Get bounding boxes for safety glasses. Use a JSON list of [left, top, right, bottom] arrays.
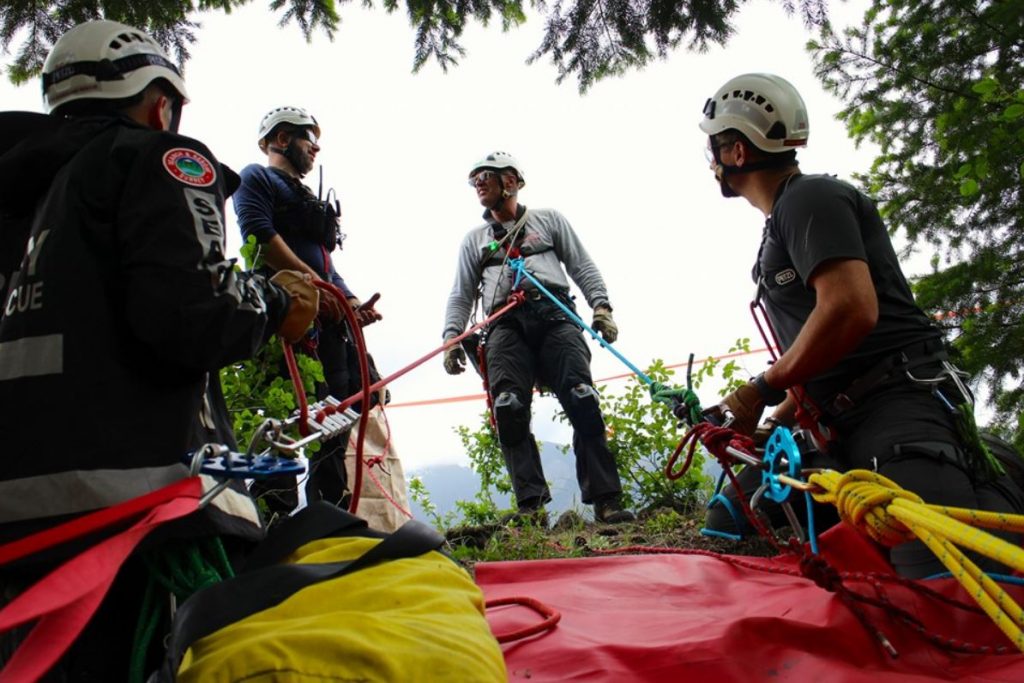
[[705, 136, 736, 164], [468, 170, 498, 187], [294, 128, 319, 146]]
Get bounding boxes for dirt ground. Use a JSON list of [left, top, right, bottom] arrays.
[[445, 507, 781, 571]]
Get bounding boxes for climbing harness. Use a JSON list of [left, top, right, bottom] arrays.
[[507, 257, 655, 385], [749, 294, 833, 452]]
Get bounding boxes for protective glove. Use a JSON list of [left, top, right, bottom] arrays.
[[752, 417, 784, 449], [718, 381, 767, 436], [271, 270, 319, 344], [318, 290, 344, 322], [443, 345, 466, 375], [592, 306, 618, 344]]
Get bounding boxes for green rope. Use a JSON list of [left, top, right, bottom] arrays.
[[128, 536, 236, 682], [129, 574, 163, 683], [956, 402, 1006, 481], [649, 382, 703, 426]]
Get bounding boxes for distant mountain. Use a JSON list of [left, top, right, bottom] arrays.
[[407, 442, 586, 522], [407, 441, 724, 524]]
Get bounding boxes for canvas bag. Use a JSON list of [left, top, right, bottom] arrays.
[[346, 403, 412, 532], [161, 502, 506, 682]]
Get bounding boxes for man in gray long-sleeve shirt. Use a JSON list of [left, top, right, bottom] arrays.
[[442, 151, 634, 525]]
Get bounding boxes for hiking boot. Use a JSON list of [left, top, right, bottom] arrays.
[[500, 499, 549, 528], [594, 497, 635, 525]]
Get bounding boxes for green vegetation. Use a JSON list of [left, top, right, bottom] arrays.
[[809, 0, 1024, 450], [411, 346, 760, 563], [2, 0, 828, 91]]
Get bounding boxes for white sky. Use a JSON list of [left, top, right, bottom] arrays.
[[2, 0, 885, 471]]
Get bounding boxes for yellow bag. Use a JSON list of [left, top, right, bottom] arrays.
[[162, 504, 506, 682]]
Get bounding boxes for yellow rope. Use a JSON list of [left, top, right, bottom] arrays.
[[809, 469, 1024, 653]]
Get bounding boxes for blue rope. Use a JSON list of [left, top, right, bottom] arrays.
[[509, 257, 654, 385]]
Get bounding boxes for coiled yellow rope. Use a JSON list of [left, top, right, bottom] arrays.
[[809, 469, 1024, 652]]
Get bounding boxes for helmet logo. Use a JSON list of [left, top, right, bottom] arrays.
[[162, 148, 216, 187]]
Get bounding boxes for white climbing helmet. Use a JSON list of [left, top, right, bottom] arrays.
[[257, 106, 321, 152], [699, 73, 809, 153], [469, 151, 526, 188], [42, 19, 188, 115]]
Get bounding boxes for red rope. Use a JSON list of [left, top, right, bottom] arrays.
[[282, 290, 524, 516], [359, 457, 414, 520], [352, 407, 414, 520], [334, 293, 525, 415], [589, 544, 1014, 656], [485, 596, 562, 643], [665, 423, 755, 481], [282, 340, 311, 436], [312, 280, 372, 516]]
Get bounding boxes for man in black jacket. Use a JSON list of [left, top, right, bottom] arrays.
[[0, 20, 318, 677]]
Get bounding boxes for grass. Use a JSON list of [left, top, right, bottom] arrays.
[[442, 506, 779, 574]]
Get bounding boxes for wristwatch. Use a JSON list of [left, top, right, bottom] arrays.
[[752, 372, 788, 406]]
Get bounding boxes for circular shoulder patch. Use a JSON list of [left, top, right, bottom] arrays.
[[162, 147, 217, 187]]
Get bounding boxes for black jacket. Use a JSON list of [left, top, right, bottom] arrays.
[[0, 114, 287, 535]]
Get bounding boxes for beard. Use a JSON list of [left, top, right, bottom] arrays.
[[715, 165, 738, 198], [285, 140, 314, 177]]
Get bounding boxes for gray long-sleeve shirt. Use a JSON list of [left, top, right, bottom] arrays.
[[442, 207, 611, 339]]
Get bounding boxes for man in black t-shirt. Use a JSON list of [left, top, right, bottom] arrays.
[[656, 73, 1022, 577]]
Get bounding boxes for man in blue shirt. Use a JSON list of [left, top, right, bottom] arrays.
[[234, 107, 382, 516]]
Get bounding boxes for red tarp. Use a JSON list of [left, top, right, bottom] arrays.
[[477, 524, 1024, 682]]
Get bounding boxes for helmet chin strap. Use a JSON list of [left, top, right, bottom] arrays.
[[490, 186, 514, 212], [714, 156, 798, 198], [280, 140, 311, 178]]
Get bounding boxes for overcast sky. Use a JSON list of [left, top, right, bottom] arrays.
[[2, 0, 886, 471]]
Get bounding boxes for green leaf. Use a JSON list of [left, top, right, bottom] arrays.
[[972, 78, 998, 96], [959, 178, 979, 197], [1003, 103, 1024, 120]]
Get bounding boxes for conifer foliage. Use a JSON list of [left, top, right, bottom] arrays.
[[809, 0, 1024, 448], [1, 0, 826, 91]]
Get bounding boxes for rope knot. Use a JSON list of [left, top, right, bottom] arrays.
[[690, 423, 756, 465], [798, 551, 843, 592], [812, 470, 922, 547]]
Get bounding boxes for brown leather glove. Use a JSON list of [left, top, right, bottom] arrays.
[[271, 270, 319, 344], [318, 290, 344, 322], [592, 306, 618, 344], [443, 345, 466, 375], [719, 381, 767, 436], [752, 416, 785, 448]]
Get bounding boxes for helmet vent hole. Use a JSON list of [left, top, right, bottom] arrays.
[[765, 104, 774, 113]]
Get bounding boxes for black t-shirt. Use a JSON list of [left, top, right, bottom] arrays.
[[754, 173, 942, 405]]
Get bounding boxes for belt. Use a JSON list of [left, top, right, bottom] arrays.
[[826, 338, 948, 418], [523, 289, 545, 301]]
